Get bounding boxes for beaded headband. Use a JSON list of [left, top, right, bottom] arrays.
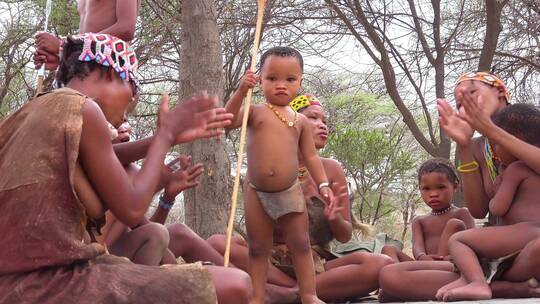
[[455, 71, 510, 103], [289, 93, 322, 112], [70, 33, 139, 86]]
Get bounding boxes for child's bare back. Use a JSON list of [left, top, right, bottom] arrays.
[[490, 161, 540, 225]]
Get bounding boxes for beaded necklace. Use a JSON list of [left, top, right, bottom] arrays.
[[431, 205, 455, 216], [265, 103, 297, 127], [484, 138, 499, 183], [431, 205, 456, 215]]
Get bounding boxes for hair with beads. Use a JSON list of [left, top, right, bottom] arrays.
[[418, 158, 459, 184], [55, 37, 109, 87]]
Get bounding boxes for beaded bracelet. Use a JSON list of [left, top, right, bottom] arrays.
[[457, 161, 479, 173], [158, 194, 175, 210]]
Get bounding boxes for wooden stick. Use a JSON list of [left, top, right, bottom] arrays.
[[224, 0, 267, 267], [36, 0, 52, 95]]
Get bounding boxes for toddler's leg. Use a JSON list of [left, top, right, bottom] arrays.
[[437, 218, 466, 256], [244, 186, 275, 304], [278, 211, 323, 304], [207, 234, 297, 287], [443, 223, 540, 301]]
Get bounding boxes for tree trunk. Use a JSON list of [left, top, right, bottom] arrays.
[[478, 0, 509, 71], [179, 1, 231, 238]]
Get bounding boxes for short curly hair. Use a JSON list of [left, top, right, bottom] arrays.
[[260, 46, 303, 72], [418, 158, 459, 184], [492, 104, 540, 147]]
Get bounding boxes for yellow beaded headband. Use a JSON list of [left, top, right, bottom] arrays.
[[289, 94, 322, 112]]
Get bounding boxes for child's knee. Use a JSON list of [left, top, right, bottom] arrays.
[[248, 239, 272, 258], [381, 244, 398, 255], [448, 230, 466, 247], [376, 253, 394, 268], [445, 218, 466, 232], [525, 239, 540, 267], [143, 223, 170, 248], [285, 234, 311, 255], [224, 269, 252, 303], [210, 267, 252, 304], [207, 234, 226, 252], [168, 223, 195, 242], [378, 264, 402, 294]]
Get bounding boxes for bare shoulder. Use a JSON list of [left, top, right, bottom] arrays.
[[82, 97, 103, 118], [81, 97, 109, 132], [412, 214, 428, 225], [321, 157, 342, 170], [247, 103, 264, 121], [506, 160, 534, 175], [502, 161, 536, 183], [453, 206, 473, 218]]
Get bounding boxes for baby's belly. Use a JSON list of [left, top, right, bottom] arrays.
[[247, 163, 298, 192], [246, 136, 300, 191]]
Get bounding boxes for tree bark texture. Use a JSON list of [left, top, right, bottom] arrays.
[[180, 1, 231, 238]]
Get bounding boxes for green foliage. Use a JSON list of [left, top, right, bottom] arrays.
[[321, 93, 422, 230]]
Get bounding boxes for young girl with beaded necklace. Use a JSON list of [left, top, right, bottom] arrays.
[[382, 158, 475, 263], [225, 46, 336, 304]]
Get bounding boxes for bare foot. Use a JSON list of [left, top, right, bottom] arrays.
[[300, 294, 325, 304], [528, 278, 540, 297], [443, 281, 492, 301], [265, 284, 298, 304], [435, 276, 467, 300]]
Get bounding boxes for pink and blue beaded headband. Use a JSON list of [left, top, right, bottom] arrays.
[[71, 33, 139, 91]]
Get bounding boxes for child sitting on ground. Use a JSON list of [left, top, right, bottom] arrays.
[[382, 158, 475, 263], [225, 46, 335, 304], [436, 104, 540, 301]]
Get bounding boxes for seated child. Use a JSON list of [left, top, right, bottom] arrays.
[[436, 104, 540, 301], [382, 158, 475, 263], [225, 46, 335, 304]]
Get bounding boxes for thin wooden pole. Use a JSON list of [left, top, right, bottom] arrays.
[[224, 0, 266, 267], [36, 0, 52, 94]]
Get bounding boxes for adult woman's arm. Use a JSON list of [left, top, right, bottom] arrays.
[[80, 94, 230, 227], [322, 158, 352, 243], [438, 99, 490, 218], [459, 94, 540, 176]]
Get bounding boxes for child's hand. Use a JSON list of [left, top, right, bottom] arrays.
[[163, 157, 204, 201], [325, 184, 347, 221], [239, 70, 258, 94], [35, 32, 62, 54], [158, 92, 234, 144]]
